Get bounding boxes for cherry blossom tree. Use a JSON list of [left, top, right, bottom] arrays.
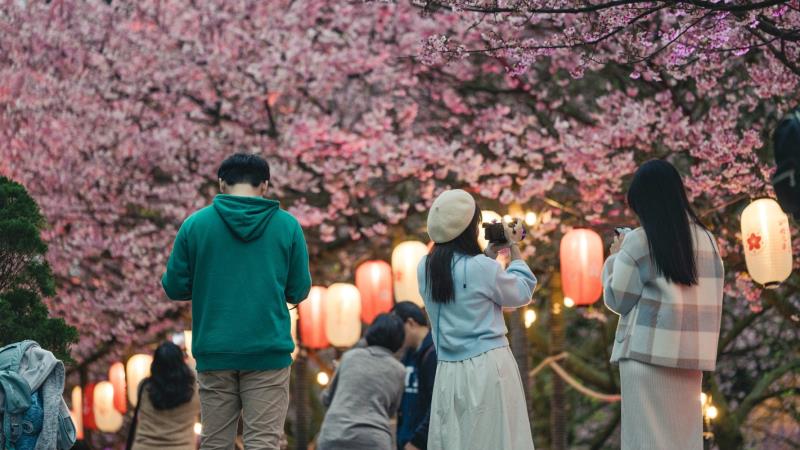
[[1, 0, 798, 448]]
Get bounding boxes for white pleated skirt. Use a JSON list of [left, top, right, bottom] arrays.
[[428, 346, 535, 450], [620, 359, 703, 450]]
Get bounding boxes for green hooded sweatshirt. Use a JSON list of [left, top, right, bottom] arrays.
[[162, 194, 311, 371]]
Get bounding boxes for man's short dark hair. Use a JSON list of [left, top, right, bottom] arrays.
[[217, 153, 270, 187], [392, 301, 429, 327], [364, 313, 405, 353]]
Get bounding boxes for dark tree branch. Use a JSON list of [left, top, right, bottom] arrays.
[[415, 0, 789, 15]]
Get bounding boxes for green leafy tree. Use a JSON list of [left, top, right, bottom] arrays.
[[0, 176, 77, 362]]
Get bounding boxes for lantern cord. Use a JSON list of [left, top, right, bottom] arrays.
[[529, 352, 621, 403]]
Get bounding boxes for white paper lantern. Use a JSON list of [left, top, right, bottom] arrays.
[[93, 381, 123, 433], [391, 241, 428, 306], [478, 210, 503, 250], [183, 330, 193, 359], [288, 303, 299, 359], [324, 283, 362, 347], [126, 354, 153, 406], [70, 386, 83, 440], [741, 198, 793, 288]]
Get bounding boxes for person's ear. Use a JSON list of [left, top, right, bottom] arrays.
[[219, 178, 226, 193], [261, 181, 269, 196]]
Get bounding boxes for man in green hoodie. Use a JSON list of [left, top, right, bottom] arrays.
[[162, 153, 311, 450]]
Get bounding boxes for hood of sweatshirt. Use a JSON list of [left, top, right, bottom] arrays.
[[213, 194, 280, 242]]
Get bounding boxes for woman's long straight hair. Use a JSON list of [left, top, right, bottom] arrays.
[[627, 160, 707, 286], [425, 206, 483, 303], [147, 341, 195, 410]]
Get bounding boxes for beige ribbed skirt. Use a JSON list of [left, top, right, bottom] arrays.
[[620, 359, 703, 450], [428, 346, 535, 450]]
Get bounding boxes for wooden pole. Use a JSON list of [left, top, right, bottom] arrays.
[[509, 308, 532, 413], [550, 273, 567, 450]]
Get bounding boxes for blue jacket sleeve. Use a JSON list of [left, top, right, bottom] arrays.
[[285, 223, 312, 304], [161, 224, 192, 301], [491, 259, 537, 308]]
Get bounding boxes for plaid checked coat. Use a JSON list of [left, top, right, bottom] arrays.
[[602, 225, 724, 371]]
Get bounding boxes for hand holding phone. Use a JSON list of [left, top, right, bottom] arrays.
[[614, 227, 632, 236], [610, 227, 631, 254]]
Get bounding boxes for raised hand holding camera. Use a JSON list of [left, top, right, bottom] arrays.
[[483, 218, 527, 260]]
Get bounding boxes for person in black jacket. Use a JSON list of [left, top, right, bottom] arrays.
[[392, 302, 437, 450]]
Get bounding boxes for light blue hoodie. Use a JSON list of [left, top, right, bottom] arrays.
[[417, 255, 537, 361]]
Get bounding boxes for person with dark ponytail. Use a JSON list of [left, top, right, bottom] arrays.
[[129, 342, 200, 450], [603, 160, 724, 450], [418, 189, 537, 450]]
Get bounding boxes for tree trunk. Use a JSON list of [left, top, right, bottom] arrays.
[[292, 355, 310, 450], [509, 308, 532, 412], [549, 273, 567, 450], [711, 417, 744, 449]]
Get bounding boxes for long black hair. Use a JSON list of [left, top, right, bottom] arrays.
[[425, 206, 483, 303], [146, 341, 195, 410], [627, 160, 707, 286]]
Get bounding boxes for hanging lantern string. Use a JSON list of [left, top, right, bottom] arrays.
[[529, 352, 621, 403]]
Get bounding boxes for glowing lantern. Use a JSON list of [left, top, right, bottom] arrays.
[[356, 260, 394, 324], [70, 386, 84, 439], [108, 362, 127, 414], [560, 229, 604, 306], [525, 212, 538, 226], [391, 241, 428, 306], [184, 330, 193, 359], [741, 198, 793, 288], [299, 286, 329, 349], [478, 210, 503, 250], [82, 383, 97, 431], [126, 354, 153, 407], [93, 381, 123, 433], [289, 303, 299, 359], [324, 283, 362, 347]]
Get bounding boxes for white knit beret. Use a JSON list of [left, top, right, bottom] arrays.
[[427, 189, 477, 243]]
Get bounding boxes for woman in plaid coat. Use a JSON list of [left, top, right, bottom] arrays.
[[603, 160, 724, 450]]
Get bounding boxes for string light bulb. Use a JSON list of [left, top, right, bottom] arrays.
[[524, 309, 537, 328], [317, 371, 330, 386]]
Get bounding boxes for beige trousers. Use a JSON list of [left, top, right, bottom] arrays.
[[198, 368, 291, 450]]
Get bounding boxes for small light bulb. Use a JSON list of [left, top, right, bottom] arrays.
[[194, 423, 202, 435], [700, 393, 708, 405], [564, 297, 575, 308], [524, 309, 537, 328], [706, 406, 718, 420], [317, 371, 330, 386], [525, 212, 538, 226]]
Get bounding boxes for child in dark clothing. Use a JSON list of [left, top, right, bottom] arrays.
[[393, 302, 437, 450]]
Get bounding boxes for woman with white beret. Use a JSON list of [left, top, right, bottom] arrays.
[[418, 189, 537, 450]]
